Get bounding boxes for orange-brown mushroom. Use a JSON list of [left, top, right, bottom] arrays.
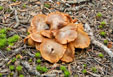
[[75, 23, 84, 31], [30, 32, 44, 43], [35, 43, 40, 51], [40, 39, 67, 63], [31, 14, 49, 33], [61, 43, 75, 62], [40, 30, 53, 38], [46, 12, 69, 30], [73, 28, 90, 49], [55, 23, 77, 44]]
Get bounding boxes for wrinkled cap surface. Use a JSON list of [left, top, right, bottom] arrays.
[[61, 43, 75, 62], [31, 14, 49, 33], [55, 23, 77, 44], [46, 12, 69, 30], [40, 39, 66, 63], [73, 28, 90, 49]]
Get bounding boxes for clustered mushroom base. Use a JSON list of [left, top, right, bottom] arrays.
[[24, 12, 90, 63]]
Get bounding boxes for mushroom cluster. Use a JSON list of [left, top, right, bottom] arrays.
[[24, 12, 90, 63]]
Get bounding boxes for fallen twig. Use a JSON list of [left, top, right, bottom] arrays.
[[84, 23, 113, 58]]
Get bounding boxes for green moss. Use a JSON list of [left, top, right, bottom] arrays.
[[23, 4, 26, 8], [96, 12, 102, 17], [103, 40, 108, 44], [11, 57, 16, 63], [0, 39, 7, 48], [60, 66, 67, 71], [0, 28, 6, 34], [100, 21, 106, 26], [82, 69, 87, 74], [6, 47, 11, 51], [98, 53, 104, 58], [83, 64, 87, 68], [6, 27, 12, 31], [0, 6, 3, 11], [35, 52, 41, 58], [64, 70, 70, 77], [8, 35, 20, 43], [16, 65, 23, 71], [41, 67, 48, 72], [12, 0, 16, 2], [10, 72, 14, 76], [92, 67, 97, 73], [28, 58, 32, 62], [36, 65, 42, 71], [36, 59, 41, 63], [98, 25, 103, 28], [19, 74, 24, 77], [44, 3, 50, 8], [100, 31, 106, 36], [0, 73, 2, 77], [0, 34, 6, 39], [9, 65, 15, 71]]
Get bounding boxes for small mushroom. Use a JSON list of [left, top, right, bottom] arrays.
[[40, 30, 53, 38], [30, 32, 44, 43], [55, 23, 77, 44], [46, 12, 70, 30], [31, 14, 49, 33], [73, 28, 90, 49], [40, 39, 67, 63], [61, 43, 75, 62]]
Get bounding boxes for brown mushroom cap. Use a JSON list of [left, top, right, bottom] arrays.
[[46, 12, 69, 30], [55, 23, 77, 44], [35, 43, 40, 51], [30, 32, 44, 43], [40, 39, 67, 63], [75, 23, 84, 31], [73, 28, 90, 49], [61, 43, 75, 62], [31, 14, 49, 33], [40, 30, 53, 38]]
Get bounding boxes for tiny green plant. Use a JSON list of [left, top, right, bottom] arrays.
[[98, 53, 104, 58], [41, 67, 48, 72], [98, 25, 103, 28], [0, 6, 3, 11], [82, 69, 87, 74], [8, 35, 20, 43], [16, 65, 23, 71], [36, 65, 42, 71], [44, 3, 50, 8], [0, 34, 6, 39], [60, 66, 67, 71], [100, 21, 106, 26], [35, 52, 41, 58], [92, 67, 97, 73], [28, 58, 32, 62], [103, 40, 108, 44], [23, 4, 26, 8], [12, 0, 16, 2], [6, 47, 11, 51], [0, 28, 6, 34], [100, 31, 106, 36], [36, 59, 41, 63], [0, 73, 2, 77], [83, 64, 87, 68], [64, 70, 70, 77], [19, 74, 24, 77], [96, 12, 102, 18], [11, 57, 16, 63], [9, 65, 15, 71], [10, 72, 14, 76]]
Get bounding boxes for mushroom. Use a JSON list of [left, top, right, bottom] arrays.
[[73, 28, 90, 49], [40, 30, 53, 38], [30, 32, 44, 43], [40, 39, 67, 63], [61, 43, 75, 62], [35, 43, 40, 51], [55, 23, 78, 44], [31, 14, 49, 33], [46, 12, 70, 30]]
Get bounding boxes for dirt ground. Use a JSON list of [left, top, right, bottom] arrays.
[[0, 0, 113, 77]]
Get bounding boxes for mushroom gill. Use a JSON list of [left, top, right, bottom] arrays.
[[61, 43, 75, 62], [40, 39, 66, 63], [46, 12, 70, 30], [55, 23, 77, 44]]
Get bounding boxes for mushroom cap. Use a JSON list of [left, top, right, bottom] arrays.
[[40, 30, 53, 38], [35, 43, 40, 51], [31, 14, 49, 33], [40, 39, 67, 63], [61, 43, 75, 62], [28, 26, 33, 33], [73, 28, 90, 49], [30, 32, 44, 43], [75, 23, 84, 31], [55, 23, 78, 44], [46, 12, 69, 30]]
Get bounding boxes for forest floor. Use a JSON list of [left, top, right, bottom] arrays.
[[0, 0, 113, 77]]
